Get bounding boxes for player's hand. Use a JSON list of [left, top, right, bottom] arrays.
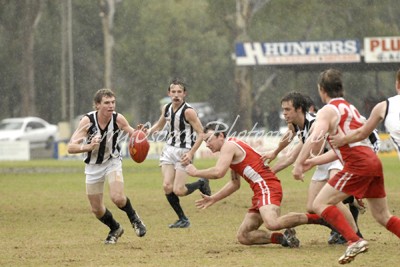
[[185, 164, 197, 176], [260, 150, 277, 164], [292, 164, 304, 182], [137, 124, 149, 134], [195, 193, 214, 209], [181, 152, 193, 166], [89, 134, 101, 150], [330, 127, 346, 148]]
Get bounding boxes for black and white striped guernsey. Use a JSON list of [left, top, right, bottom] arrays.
[[164, 102, 196, 149], [84, 111, 121, 164], [294, 112, 316, 144]]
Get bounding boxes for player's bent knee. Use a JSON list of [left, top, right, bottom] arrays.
[[163, 183, 173, 193], [236, 232, 251, 245], [110, 194, 125, 207], [264, 221, 280, 231], [173, 188, 186, 197]]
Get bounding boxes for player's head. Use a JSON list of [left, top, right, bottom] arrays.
[[317, 68, 344, 99], [303, 95, 319, 113], [168, 78, 187, 104], [281, 91, 308, 114], [93, 88, 115, 110], [204, 122, 227, 137], [168, 78, 186, 92], [203, 122, 227, 152]]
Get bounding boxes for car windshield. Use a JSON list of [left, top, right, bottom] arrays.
[[0, 121, 23, 130]]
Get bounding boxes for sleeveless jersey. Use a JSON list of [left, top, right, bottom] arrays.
[[294, 112, 316, 143], [228, 137, 280, 190], [84, 111, 121, 164], [384, 95, 400, 157], [294, 112, 331, 153], [164, 102, 196, 149], [327, 98, 380, 175]]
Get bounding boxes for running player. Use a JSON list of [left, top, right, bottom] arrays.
[[68, 88, 146, 244], [330, 68, 400, 159], [142, 78, 211, 228]]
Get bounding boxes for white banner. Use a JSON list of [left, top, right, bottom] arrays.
[[0, 141, 30, 161], [364, 36, 400, 63]]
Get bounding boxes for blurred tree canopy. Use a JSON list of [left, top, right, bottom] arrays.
[[0, 0, 399, 131]]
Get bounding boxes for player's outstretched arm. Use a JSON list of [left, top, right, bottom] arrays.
[[261, 126, 295, 163], [195, 170, 241, 209], [271, 141, 302, 173]]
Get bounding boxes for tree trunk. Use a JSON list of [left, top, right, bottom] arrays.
[[60, 0, 68, 121], [99, 0, 116, 89], [20, 0, 42, 116], [234, 0, 253, 131]]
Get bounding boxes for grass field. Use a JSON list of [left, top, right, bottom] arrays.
[[0, 157, 399, 267]]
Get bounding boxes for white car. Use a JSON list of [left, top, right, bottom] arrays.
[[0, 117, 58, 149]]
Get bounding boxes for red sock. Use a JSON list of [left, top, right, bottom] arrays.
[[321, 205, 360, 243], [270, 232, 283, 244], [386, 216, 400, 238]]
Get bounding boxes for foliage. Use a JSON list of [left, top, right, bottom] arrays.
[[0, 0, 399, 128]]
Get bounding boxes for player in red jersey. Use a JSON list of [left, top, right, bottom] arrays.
[[293, 68, 400, 264], [186, 122, 335, 248]]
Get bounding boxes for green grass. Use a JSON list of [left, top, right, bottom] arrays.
[[0, 157, 399, 267]]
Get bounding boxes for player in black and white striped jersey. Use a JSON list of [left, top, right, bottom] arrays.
[[68, 88, 146, 244], [143, 78, 211, 228]]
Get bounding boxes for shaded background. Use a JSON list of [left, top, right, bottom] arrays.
[[0, 0, 398, 133]]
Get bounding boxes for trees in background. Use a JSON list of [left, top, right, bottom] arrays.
[[0, 0, 399, 131]]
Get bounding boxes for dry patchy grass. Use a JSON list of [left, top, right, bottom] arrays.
[[0, 157, 399, 266]]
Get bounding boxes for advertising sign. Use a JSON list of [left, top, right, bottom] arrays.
[[364, 36, 400, 63], [235, 40, 361, 66]]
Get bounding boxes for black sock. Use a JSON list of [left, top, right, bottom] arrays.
[[185, 179, 203, 195], [166, 192, 187, 220], [348, 203, 362, 237], [342, 195, 354, 205], [98, 208, 119, 231], [119, 197, 138, 223], [349, 203, 359, 223]]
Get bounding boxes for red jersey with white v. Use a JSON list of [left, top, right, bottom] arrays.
[[228, 137, 280, 188], [328, 98, 381, 176]]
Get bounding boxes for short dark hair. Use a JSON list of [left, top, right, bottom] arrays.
[[93, 88, 115, 110], [204, 122, 227, 137], [318, 69, 344, 98], [281, 91, 308, 114], [303, 95, 319, 112], [168, 78, 186, 91]]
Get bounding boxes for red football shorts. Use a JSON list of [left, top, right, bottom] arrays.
[[328, 169, 386, 199], [248, 179, 283, 213]]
